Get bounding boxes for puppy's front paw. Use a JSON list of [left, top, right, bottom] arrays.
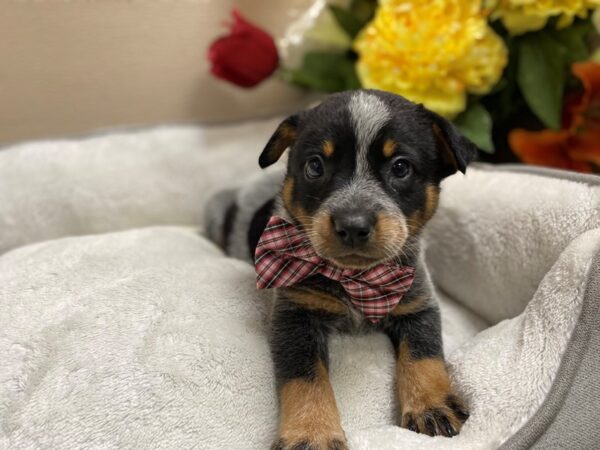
[[271, 435, 348, 450], [401, 394, 469, 437]]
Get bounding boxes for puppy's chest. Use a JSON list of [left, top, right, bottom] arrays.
[[296, 275, 373, 331]]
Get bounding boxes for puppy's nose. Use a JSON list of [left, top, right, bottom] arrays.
[[332, 212, 375, 247]]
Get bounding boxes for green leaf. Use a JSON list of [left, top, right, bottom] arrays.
[[454, 103, 494, 153], [517, 32, 566, 129], [329, 5, 364, 39], [338, 60, 362, 90], [552, 21, 593, 64], [488, 37, 522, 120], [288, 69, 342, 92], [349, 0, 377, 24], [288, 52, 361, 92]]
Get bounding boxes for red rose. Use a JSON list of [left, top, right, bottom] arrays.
[[208, 10, 279, 88]]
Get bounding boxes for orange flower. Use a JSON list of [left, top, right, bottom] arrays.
[[509, 61, 600, 173]]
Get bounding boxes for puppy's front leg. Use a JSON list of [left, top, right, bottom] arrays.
[[385, 305, 469, 437], [270, 290, 348, 450]]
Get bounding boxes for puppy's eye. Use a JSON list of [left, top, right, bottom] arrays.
[[391, 158, 411, 178], [305, 157, 324, 179]]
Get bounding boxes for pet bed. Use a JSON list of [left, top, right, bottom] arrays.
[[0, 119, 599, 449]]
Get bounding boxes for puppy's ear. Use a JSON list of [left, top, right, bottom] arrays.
[[258, 115, 300, 168], [427, 110, 478, 177]]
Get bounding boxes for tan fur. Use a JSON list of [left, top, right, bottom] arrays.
[[311, 211, 342, 262], [280, 123, 296, 140], [383, 139, 396, 158], [422, 185, 440, 222], [390, 297, 427, 316], [278, 362, 346, 447], [407, 184, 440, 235], [286, 288, 348, 315], [282, 177, 311, 230], [323, 140, 335, 158], [373, 213, 407, 252], [266, 124, 296, 164], [397, 342, 463, 431], [282, 177, 295, 212]]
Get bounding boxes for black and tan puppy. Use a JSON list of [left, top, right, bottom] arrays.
[[205, 90, 475, 450]]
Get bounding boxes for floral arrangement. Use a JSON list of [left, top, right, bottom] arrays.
[[208, 1, 600, 173]]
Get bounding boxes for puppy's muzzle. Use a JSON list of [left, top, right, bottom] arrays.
[[332, 210, 375, 248]]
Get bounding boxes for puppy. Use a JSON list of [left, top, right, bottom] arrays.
[[205, 90, 475, 450]]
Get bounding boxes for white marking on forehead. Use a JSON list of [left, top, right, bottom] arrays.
[[348, 92, 391, 175]]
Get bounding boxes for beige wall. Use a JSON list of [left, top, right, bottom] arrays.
[[0, 0, 315, 145]]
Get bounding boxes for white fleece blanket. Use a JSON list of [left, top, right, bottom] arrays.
[[1, 121, 599, 450]]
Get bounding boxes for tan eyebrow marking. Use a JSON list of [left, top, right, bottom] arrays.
[[383, 139, 396, 158], [323, 140, 335, 158]]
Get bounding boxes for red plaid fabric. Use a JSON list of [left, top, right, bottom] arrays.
[[255, 216, 415, 323]]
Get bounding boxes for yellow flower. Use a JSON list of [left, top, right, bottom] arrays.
[[354, 0, 507, 118], [487, 0, 600, 35]]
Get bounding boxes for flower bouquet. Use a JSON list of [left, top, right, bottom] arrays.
[[208, 1, 600, 173]]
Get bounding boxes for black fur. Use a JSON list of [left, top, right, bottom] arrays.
[[270, 297, 335, 384], [385, 306, 443, 359], [247, 199, 275, 260]]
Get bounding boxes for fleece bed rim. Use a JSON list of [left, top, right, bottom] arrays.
[[496, 165, 600, 450], [500, 249, 600, 450]]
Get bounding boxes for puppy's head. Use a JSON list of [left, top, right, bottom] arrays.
[[259, 90, 477, 269]]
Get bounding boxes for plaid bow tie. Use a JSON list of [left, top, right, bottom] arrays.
[[254, 216, 415, 323]]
